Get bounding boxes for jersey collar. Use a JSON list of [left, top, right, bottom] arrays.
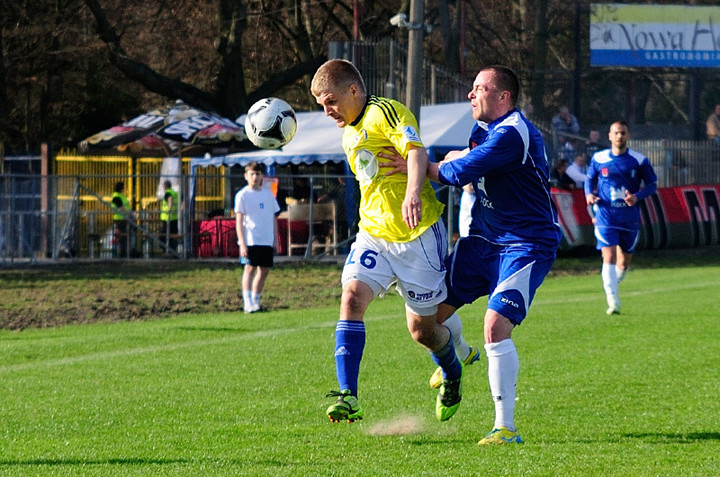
[[488, 107, 518, 130], [349, 95, 372, 127]]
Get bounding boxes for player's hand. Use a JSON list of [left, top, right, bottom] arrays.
[[402, 193, 422, 229], [624, 190, 638, 206], [441, 148, 469, 164], [377, 147, 407, 176], [585, 193, 598, 205]]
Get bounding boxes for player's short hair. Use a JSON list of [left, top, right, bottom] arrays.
[[482, 65, 520, 106], [245, 162, 264, 174], [114, 181, 124, 193], [311, 59, 366, 97], [611, 120, 629, 130]]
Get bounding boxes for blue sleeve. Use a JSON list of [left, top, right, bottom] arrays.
[[635, 158, 658, 200], [584, 162, 597, 195], [439, 127, 524, 187]]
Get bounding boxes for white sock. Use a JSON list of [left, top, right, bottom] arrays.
[[615, 265, 626, 284], [243, 290, 254, 311], [485, 339, 519, 431], [443, 313, 471, 362], [601, 263, 619, 307], [252, 293, 262, 309]]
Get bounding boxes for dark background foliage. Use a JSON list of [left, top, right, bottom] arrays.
[[1, 0, 719, 154]]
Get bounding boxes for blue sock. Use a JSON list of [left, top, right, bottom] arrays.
[[334, 320, 365, 396], [431, 332, 461, 381]]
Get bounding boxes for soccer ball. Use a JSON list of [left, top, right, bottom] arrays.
[[244, 98, 297, 149]]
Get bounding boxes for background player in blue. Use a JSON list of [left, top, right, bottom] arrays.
[[584, 121, 657, 315], [427, 65, 562, 445]]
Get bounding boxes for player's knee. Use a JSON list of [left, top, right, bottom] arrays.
[[408, 323, 434, 348], [340, 282, 373, 315], [484, 310, 515, 343]]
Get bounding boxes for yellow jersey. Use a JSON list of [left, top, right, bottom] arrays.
[[343, 95, 444, 243]]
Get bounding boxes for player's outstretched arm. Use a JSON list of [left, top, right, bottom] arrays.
[[403, 146, 427, 229]]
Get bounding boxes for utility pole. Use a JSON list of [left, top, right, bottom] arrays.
[[406, 0, 424, 120]]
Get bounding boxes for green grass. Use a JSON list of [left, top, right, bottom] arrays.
[[1, 262, 719, 475]]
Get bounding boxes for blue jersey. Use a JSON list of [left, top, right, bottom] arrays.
[[437, 109, 561, 249], [584, 148, 657, 230]]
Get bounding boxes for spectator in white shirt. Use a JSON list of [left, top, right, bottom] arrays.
[[566, 152, 588, 188]]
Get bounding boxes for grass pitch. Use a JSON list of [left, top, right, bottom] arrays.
[[1, 259, 719, 476]]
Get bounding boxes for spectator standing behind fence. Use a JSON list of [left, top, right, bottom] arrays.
[[551, 106, 579, 150], [549, 158, 575, 190], [585, 120, 658, 316], [552, 106, 580, 137], [705, 104, 720, 145], [111, 181, 133, 258], [566, 153, 588, 188], [234, 162, 280, 314], [557, 138, 577, 163], [160, 180, 179, 254], [585, 130, 604, 160]]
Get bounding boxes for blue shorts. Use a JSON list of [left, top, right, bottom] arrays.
[[444, 236, 556, 325], [594, 226, 639, 253]]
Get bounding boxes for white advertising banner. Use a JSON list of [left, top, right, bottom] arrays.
[[590, 4, 720, 67]]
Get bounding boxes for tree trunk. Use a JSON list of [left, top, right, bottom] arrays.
[[530, 0, 549, 119]]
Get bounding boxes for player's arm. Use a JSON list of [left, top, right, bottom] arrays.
[[235, 212, 248, 256], [273, 214, 279, 252], [584, 164, 599, 205], [629, 159, 658, 205], [403, 145, 427, 229]]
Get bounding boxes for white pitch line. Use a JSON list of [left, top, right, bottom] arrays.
[[0, 277, 714, 374], [0, 315, 398, 374]]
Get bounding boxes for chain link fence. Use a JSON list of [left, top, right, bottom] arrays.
[[3, 140, 720, 262]]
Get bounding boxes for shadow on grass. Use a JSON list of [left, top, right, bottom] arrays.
[[623, 431, 720, 443], [176, 326, 250, 333], [0, 457, 191, 467], [0, 259, 331, 282]]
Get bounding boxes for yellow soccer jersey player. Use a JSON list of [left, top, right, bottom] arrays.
[[343, 95, 444, 242]]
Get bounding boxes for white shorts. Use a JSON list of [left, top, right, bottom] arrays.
[[341, 220, 448, 313]]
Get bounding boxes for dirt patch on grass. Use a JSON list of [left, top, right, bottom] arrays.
[[0, 260, 343, 330], [2, 247, 718, 330]]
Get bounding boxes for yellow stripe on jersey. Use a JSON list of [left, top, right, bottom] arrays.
[[342, 95, 444, 243]]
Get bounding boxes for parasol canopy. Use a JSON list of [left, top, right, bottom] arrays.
[[78, 99, 254, 156]]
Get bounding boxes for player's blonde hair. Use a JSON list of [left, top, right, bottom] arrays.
[[311, 59, 366, 97]]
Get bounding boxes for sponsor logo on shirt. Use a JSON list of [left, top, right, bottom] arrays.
[[402, 126, 421, 143], [354, 149, 378, 183], [351, 129, 368, 148], [476, 177, 494, 209], [610, 186, 626, 202]]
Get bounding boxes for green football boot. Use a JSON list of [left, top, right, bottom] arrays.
[[325, 390, 363, 423]]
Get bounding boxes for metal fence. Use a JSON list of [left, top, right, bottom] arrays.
[[329, 39, 469, 105], [630, 139, 720, 187], [3, 142, 720, 262]]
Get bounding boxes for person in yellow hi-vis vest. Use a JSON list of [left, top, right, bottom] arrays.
[[111, 181, 133, 258], [160, 180, 179, 254]]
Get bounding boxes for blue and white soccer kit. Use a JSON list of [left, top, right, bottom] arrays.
[[437, 109, 561, 325], [584, 148, 657, 252]]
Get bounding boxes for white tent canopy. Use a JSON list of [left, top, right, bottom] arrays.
[[189, 101, 476, 169]]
